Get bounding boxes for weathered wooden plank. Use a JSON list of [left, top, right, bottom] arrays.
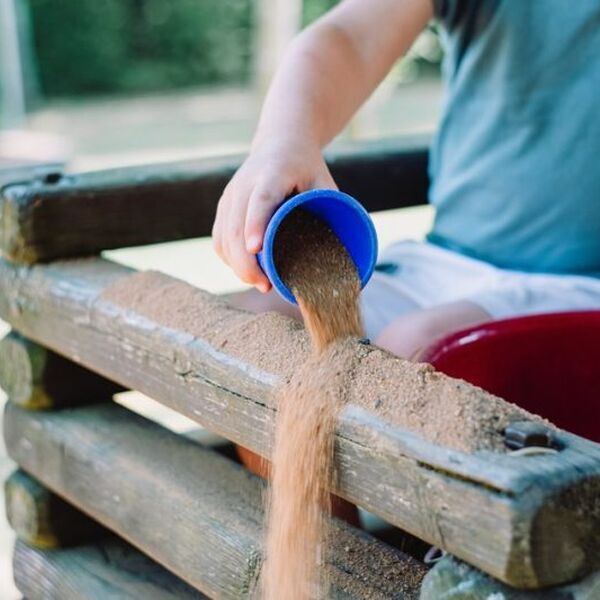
[[420, 555, 600, 600], [5, 469, 103, 548], [0, 162, 64, 189], [0, 257, 599, 589], [0, 330, 122, 409], [13, 538, 206, 600], [4, 402, 427, 599], [0, 136, 429, 263]]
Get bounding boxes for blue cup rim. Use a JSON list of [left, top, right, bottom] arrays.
[[259, 188, 378, 304]]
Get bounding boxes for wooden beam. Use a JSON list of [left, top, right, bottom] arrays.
[[0, 162, 64, 188], [0, 258, 599, 589], [13, 538, 207, 599], [4, 402, 427, 599], [0, 330, 122, 409], [420, 555, 600, 600], [0, 136, 429, 263], [5, 469, 103, 548]]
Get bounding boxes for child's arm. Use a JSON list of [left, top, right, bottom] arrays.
[[213, 0, 433, 291]]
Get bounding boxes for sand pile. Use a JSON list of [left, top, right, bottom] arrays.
[[101, 271, 543, 455]]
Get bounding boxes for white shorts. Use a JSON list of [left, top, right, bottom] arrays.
[[361, 240, 600, 340]]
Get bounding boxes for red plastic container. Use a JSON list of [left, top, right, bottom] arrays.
[[420, 311, 600, 443]]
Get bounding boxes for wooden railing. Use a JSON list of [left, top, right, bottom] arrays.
[[1, 137, 599, 599]]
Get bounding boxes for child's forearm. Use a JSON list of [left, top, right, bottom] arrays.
[[253, 23, 371, 150], [253, 0, 433, 151]]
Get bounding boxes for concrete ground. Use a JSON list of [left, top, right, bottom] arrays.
[[0, 315, 17, 600], [0, 78, 439, 597]]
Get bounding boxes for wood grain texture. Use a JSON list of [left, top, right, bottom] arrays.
[[0, 330, 122, 409], [5, 470, 103, 548], [4, 402, 427, 600], [0, 258, 599, 589], [0, 136, 429, 263], [420, 555, 600, 600], [13, 538, 206, 600]]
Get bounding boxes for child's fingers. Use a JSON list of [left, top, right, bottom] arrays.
[[245, 181, 289, 254], [225, 188, 272, 292], [213, 178, 239, 260]]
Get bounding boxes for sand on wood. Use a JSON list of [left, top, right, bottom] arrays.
[[101, 272, 543, 454]]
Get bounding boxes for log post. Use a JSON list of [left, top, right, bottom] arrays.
[[420, 555, 600, 600], [5, 470, 103, 548], [0, 331, 122, 409], [254, 0, 302, 93]]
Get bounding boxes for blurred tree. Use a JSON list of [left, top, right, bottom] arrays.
[[28, 0, 252, 98], [29, 0, 129, 96], [255, 0, 302, 94], [119, 0, 252, 91], [26, 0, 438, 101]]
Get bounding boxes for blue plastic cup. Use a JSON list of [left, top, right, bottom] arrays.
[[257, 188, 378, 304]]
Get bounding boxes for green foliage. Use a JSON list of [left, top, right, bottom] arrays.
[[29, 0, 129, 96], [28, 0, 253, 98], [302, 0, 339, 25], [27, 0, 439, 99]]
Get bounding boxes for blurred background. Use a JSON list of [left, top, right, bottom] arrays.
[[1, 0, 443, 170], [0, 1, 443, 597]]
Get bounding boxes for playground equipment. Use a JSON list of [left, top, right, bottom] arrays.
[[1, 138, 599, 599]]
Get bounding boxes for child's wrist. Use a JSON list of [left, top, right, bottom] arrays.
[[251, 125, 320, 155]]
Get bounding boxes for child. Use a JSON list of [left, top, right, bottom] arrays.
[[212, 0, 600, 359]]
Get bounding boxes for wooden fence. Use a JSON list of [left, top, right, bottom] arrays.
[[1, 138, 599, 599]]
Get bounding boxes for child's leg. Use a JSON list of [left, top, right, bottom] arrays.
[[375, 300, 491, 360]]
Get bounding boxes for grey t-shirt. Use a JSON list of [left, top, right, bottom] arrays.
[[428, 0, 600, 275]]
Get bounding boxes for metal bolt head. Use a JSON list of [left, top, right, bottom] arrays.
[[504, 421, 558, 451], [42, 172, 62, 185]]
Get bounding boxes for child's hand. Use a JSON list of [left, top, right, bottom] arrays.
[[212, 140, 336, 292], [212, 0, 432, 292]]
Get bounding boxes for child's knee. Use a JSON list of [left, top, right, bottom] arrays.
[[375, 302, 491, 360], [375, 313, 442, 360]]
